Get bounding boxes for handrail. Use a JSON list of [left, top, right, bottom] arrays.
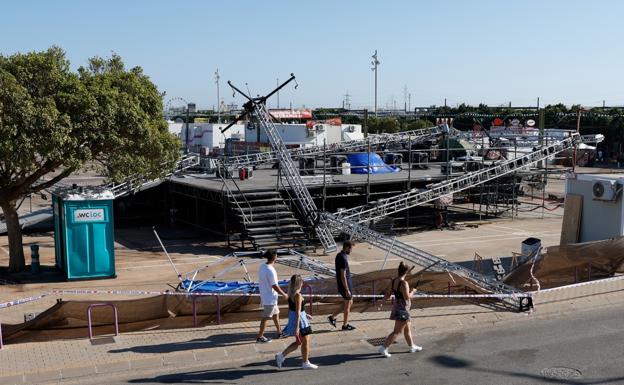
[[0, 321, 3, 349], [87, 303, 119, 340], [219, 172, 253, 224], [228, 174, 254, 223]]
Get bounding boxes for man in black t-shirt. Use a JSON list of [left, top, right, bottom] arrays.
[[328, 241, 356, 330]]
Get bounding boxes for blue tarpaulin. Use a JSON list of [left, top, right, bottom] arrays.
[[347, 153, 400, 174], [181, 279, 289, 293]]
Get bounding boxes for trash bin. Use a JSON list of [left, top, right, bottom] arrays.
[[520, 237, 541, 263], [244, 166, 253, 179], [52, 186, 116, 280], [30, 244, 40, 274], [238, 167, 247, 180]]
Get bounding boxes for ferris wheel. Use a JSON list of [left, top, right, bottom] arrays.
[[164, 97, 189, 120]]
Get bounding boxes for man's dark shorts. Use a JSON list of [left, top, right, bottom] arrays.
[[338, 285, 353, 300]]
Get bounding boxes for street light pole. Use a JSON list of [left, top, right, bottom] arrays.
[[371, 50, 380, 117], [215, 68, 221, 123]]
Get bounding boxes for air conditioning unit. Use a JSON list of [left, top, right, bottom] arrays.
[[346, 125, 355, 133], [592, 180, 618, 201]]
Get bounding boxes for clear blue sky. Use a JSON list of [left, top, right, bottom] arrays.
[[2, 0, 623, 110]]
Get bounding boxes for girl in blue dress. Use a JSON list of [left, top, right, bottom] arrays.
[[275, 274, 318, 370]]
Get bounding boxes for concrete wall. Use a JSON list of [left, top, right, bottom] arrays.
[[566, 174, 624, 242]]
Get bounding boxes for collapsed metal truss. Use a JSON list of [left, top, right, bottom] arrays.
[[210, 75, 604, 310], [334, 135, 580, 223], [224, 125, 445, 168], [322, 212, 524, 307]]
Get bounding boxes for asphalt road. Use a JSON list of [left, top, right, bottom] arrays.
[[62, 304, 624, 385]]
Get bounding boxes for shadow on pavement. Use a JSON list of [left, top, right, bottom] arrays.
[[430, 354, 624, 385], [109, 332, 258, 354], [128, 352, 381, 383]]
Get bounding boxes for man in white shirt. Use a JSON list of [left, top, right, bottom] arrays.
[[256, 249, 288, 343]]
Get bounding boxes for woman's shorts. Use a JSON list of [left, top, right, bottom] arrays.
[[390, 308, 411, 321]]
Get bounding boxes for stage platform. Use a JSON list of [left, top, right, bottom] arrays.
[[170, 165, 449, 193]]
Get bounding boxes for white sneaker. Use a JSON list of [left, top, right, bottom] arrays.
[[302, 361, 318, 370], [378, 346, 391, 358], [275, 353, 285, 369], [409, 345, 423, 353]]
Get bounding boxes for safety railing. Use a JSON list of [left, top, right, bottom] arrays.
[[301, 284, 314, 315], [108, 153, 200, 198], [192, 294, 221, 327], [87, 303, 119, 340]]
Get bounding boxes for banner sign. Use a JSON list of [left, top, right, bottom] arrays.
[[306, 117, 342, 128], [73, 208, 105, 223], [268, 109, 313, 119]]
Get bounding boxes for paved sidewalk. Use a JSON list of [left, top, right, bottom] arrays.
[[1, 277, 623, 385]]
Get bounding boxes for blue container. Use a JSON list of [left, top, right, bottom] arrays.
[[52, 187, 116, 280]]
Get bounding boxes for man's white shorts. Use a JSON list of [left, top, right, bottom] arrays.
[[262, 304, 280, 318]]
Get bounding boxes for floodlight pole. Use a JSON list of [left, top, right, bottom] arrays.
[[371, 50, 380, 117], [215, 68, 221, 123]]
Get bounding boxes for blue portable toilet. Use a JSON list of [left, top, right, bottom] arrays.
[[52, 186, 116, 280]]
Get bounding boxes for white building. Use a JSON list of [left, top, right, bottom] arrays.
[[244, 123, 363, 147], [170, 122, 246, 154], [565, 174, 624, 242]]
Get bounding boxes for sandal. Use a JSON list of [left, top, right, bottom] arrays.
[[327, 315, 337, 328]]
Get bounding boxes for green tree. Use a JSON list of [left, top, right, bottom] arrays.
[[368, 117, 399, 134], [0, 47, 179, 272], [405, 119, 434, 131]]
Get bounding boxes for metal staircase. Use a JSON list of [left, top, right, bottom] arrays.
[[335, 134, 580, 223], [225, 125, 445, 168], [254, 103, 337, 253], [108, 153, 200, 198], [226, 189, 306, 249]]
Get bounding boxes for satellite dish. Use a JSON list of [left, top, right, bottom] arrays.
[[526, 119, 536, 127], [593, 182, 605, 198]]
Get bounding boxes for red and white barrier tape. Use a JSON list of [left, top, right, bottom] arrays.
[[1, 275, 622, 310], [0, 294, 49, 309]]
